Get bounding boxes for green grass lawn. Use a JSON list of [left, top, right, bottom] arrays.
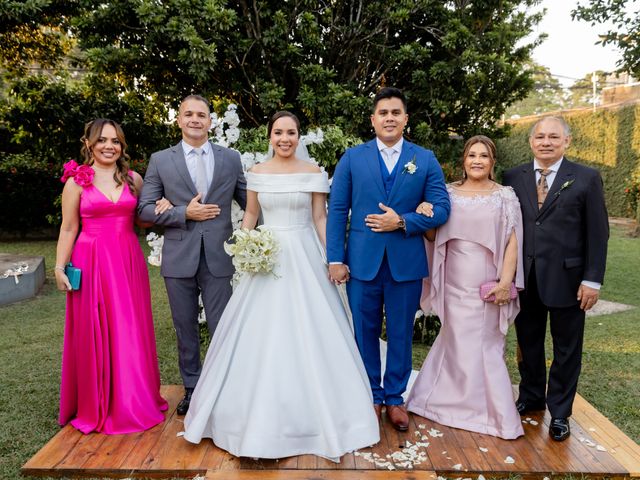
[[1, 225, 638, 480]]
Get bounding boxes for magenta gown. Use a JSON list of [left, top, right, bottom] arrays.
[[407, 186, 525, 440], [58, 179, 168, 434]]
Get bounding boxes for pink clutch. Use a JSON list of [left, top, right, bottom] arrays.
[[479, 281, 517, 302]]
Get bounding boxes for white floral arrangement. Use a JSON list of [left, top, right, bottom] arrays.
[[223, 226, 279, 278], [146, 232, 163, 266]]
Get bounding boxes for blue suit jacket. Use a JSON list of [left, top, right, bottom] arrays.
[[327, 139, 450, 282]]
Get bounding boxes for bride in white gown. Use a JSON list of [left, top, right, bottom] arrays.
[[183, 111, 380, 461]]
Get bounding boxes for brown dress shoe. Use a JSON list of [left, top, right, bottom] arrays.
[[373, 404, 383, 421], [386, 404, 409, 431]]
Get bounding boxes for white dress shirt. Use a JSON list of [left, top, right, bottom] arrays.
[[376, 137, 404, 174], [182, 140, 214, 190]]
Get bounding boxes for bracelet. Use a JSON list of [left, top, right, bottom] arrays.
[[54, 265, 66, 272]]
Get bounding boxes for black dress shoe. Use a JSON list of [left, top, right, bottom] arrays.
[[176, 388, 193, 416], [549, 417, 571, 441], [515, 400, 546, 415]]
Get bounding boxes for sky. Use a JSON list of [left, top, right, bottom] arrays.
[[527, 0, 623, 87]]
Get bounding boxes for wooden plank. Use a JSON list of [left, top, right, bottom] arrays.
[[21, 426, 84, 476], [120, 385, 183, 472], [277, 455, 299, 469], [416, 421, 468, 472], [206, 470, 439, 479], [296, 454, 318, 470], [335, 452, 356, 470], [22, 385, 639, 479], [529, 409, 593, 473], [407, 412, 435, 470], [448, 426, 494, 472], [81, 431, 142, 470], [572, 394, 640, 476], [55, 431, 108, 470]]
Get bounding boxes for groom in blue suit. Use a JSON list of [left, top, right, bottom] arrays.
[[327, 88, 450, 430]]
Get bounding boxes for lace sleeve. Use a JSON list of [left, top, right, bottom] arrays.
[[500, 187, 521, 241]]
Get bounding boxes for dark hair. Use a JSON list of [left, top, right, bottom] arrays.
[[460, 135, 497, 183], [80, 118, 137, 196], [372, 87, 407, 112], [180, 94, 211, 113], [267, 111, 301, 137]]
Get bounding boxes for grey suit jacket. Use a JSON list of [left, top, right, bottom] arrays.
[[138, 141, 247, 278]]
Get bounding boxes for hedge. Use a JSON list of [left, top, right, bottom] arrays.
[[496, 103, 640, 218]]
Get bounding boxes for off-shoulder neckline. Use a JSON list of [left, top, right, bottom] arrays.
[[246, 171, 326, 176]]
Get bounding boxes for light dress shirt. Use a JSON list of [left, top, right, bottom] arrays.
[[182, 140, 214, 191], [376, 137, 404, 174], [533, 156, 600, 290]]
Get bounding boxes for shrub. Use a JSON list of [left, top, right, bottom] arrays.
[[496, 104, 640, 217], [0, 153, 60, 235]]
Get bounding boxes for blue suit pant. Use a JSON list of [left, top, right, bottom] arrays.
[[347, 255, 421, 405]]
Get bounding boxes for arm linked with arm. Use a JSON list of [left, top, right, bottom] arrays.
[[404, 155, 450, 235], [137, 155, 187, 228]]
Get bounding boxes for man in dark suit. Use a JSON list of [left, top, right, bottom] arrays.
[[503, 116, 608, 441], [138, 95, 247, 415]]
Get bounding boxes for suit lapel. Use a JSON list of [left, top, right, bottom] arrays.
[[171, 143, 197, 195], [364, 140, 386, 198], [538, 159, 575, 215], [520, 163, 539, 214], [388, 141, 413, 201], [207, 142, 225, 200]]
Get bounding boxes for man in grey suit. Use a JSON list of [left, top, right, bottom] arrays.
[[138, 95, 247, 415]]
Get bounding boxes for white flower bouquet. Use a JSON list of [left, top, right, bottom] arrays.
[[223, 226, 279, 276]]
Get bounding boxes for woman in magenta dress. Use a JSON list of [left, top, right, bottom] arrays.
[[54, 119, 168, 434], [406, 135, 524, 439]]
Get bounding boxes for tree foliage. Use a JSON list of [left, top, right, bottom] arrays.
[[65, 0, 543, 141], [505, 63, 566, 117], [572, 0, 640, 77]]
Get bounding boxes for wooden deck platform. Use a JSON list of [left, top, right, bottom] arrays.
[[22, 385, 640, 479]]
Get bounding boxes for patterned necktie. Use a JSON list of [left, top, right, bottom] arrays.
[[536, 168, 551, 209], [193, 148, 208, 197]]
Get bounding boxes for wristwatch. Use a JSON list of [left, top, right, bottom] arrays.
[[397, 215, 406, 232]]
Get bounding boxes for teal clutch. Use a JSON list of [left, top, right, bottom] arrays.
[[64, 263, 81, 291]]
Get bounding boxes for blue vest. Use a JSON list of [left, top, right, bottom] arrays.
[[377, 149, 399, 196]]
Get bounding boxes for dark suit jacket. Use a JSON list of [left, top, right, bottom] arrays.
[[138, 141, 247, 279], [503, 158, 608, 308]]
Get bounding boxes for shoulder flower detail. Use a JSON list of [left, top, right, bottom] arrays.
[[61, 160, 94, 187]]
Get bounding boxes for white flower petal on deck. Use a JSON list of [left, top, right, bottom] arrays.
[[479, 447, 489, 452], [596, 445, 607, 452], [452, 463, 463, 470], [504, 456, 516, 464]]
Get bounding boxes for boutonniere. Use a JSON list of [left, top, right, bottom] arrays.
[[555, 179, 575, 196], [402, 155, 417, 174]]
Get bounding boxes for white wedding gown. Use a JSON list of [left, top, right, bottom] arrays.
[[183, 172, 379, 461]]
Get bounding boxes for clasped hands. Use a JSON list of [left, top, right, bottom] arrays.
[[154, 193, 221, 221], [329, 202, 436, 284]]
